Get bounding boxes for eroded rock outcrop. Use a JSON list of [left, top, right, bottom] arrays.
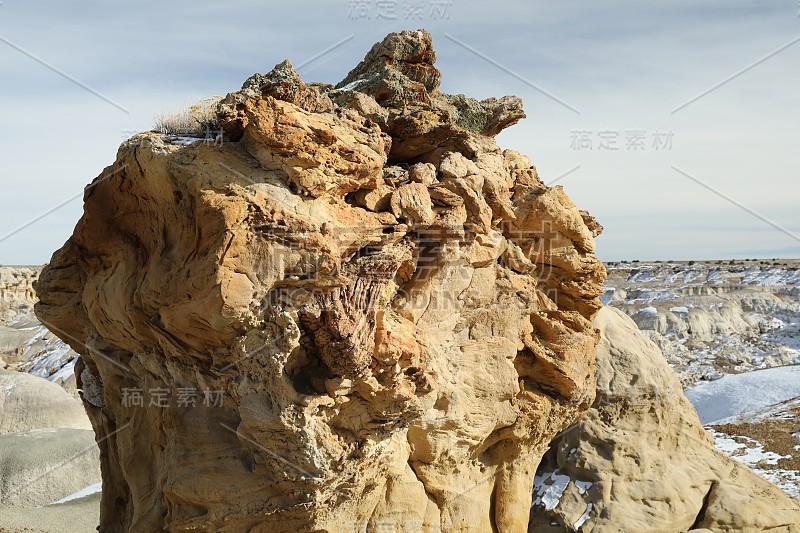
[[0, 266, 81, 391], [34, 30, 605, 532], [530, 307, 800, 532], [0, 267, 38, 324]]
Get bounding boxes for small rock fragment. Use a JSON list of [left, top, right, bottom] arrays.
[[409, 162, 437, 186], [438, 151, 479, 181], [390, 183, 435, 226]]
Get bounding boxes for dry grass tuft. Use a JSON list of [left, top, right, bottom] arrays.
[[153, 96, 223, 137]]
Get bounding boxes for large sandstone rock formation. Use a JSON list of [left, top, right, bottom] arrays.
[[530, 307, 800, 532], [34, 30, 605, 532]]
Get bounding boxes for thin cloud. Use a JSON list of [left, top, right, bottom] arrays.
[[0, 0, 798, 263]]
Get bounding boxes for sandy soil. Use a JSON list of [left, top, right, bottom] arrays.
[[0, 493, 99, 533]]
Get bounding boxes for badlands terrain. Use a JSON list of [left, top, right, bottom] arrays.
[[603, 259, 800, 500], [0, 267, 101, 532], [603, 259, 800, 386], [0, 30, 798, 532]]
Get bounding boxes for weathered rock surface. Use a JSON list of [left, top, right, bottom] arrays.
[[530, 307, 800, 532], [34, 30, 605, 532], [0, 267, 38, 324]]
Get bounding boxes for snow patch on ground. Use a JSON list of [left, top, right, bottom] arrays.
[[685, 365, 800, 424], [599, 288, 615, 306], [624, 289, 679, 305], [574, 480, 592, 495], [334, 77, 367, 92], [532, 471, 570, 511], [758, 469, 800, 498], [708, 428, 799, 498], [532, 470, 595, 520], [48, 358, 77, 384], [47, 481, 102, 505], [708, 430, 787, 465], [574, 503, 592, 530], [163, 136, 206, 145], [706, 268, 727, 284], [627, 269, 657, 283], [723, 397, 800, 423], [26, 336, 72, 380], [14, 323, 78, 385], [743, 267, 800, 287]]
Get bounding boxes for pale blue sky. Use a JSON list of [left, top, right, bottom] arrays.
[[1, 0, 798, 264]]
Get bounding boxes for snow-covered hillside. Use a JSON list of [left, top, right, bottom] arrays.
[[685, 365, 800, 424]]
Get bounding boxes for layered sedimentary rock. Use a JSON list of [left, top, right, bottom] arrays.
[[34, 30, 605, 532], [603, 260, 800, 387], [530, 307, 800, 532], [0, 267, 39, 324]]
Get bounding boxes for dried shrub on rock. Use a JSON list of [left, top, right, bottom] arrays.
[[153, 96, 222, 137]]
